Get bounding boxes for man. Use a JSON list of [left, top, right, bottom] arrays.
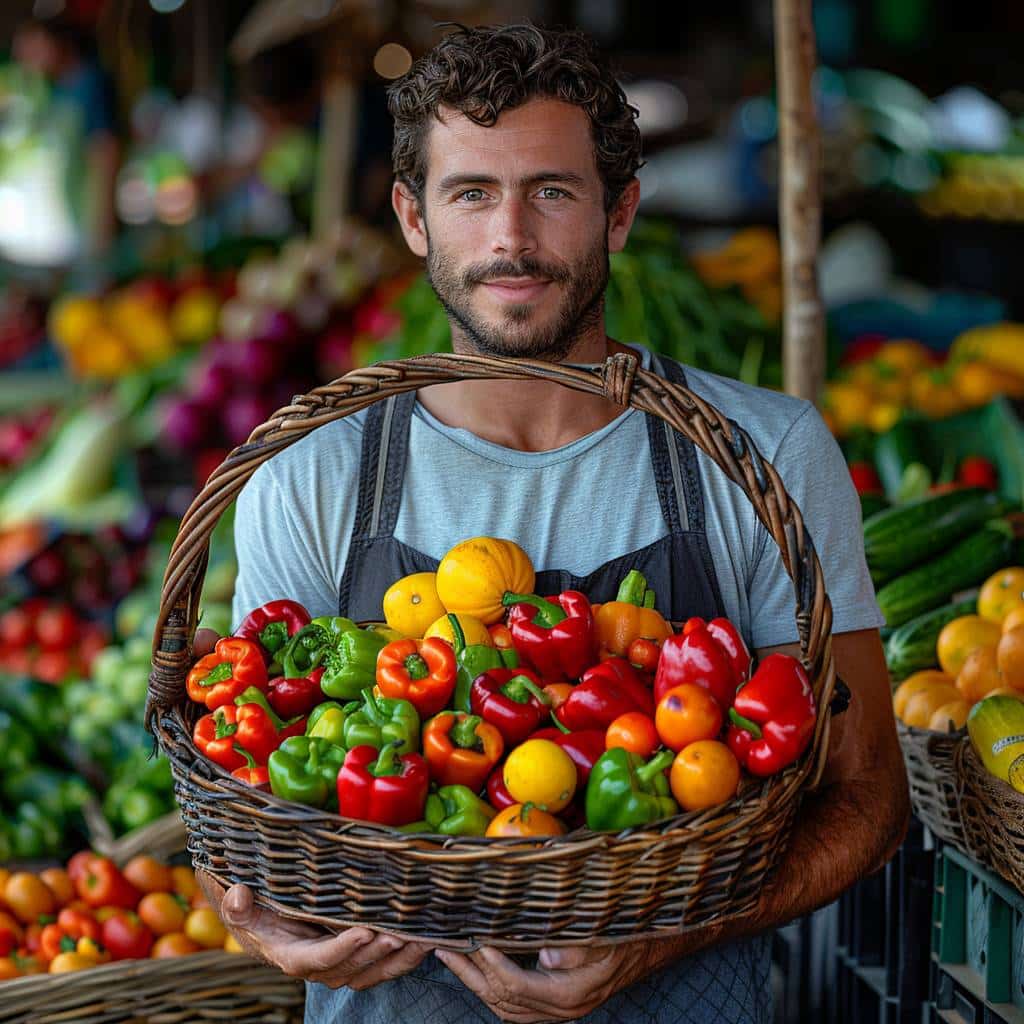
[[201, 23, 909, 1024]]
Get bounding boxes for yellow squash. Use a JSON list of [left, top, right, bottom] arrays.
[[382, 572, 446, 637], [435, 537, 535, 625]]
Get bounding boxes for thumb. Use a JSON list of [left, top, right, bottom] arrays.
[[221, 884, 255, 927], [539, 946, 590, 971]]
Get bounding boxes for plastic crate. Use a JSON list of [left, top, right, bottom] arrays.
[[932, 964, 1024, 1024], [835, 956, 929, 1024], [932, 845, 1024, 1022]]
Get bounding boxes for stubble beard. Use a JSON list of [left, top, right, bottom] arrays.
[[425, 228, 610, 363]]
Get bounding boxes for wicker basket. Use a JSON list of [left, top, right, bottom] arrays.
[[956, 738, 1024, 895], [896, 721, 968, 850], [147, 352, 840, 951], [0, 950, 304, 1024]]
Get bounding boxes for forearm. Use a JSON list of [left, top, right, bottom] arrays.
[[637, 776, 910, 978]]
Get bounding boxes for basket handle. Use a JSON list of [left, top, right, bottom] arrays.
[[147, 351, 837, 782]]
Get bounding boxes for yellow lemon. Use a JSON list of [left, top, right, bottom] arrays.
[[382, 572, 446, 637], [504, 739, 576, 813]]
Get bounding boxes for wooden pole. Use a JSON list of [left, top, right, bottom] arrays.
[[774, 0, 825, 402]]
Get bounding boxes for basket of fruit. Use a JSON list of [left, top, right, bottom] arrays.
[[956, 693, 1024, 894], [0, 853, 304, 1024], [146, 352, 840, 951]]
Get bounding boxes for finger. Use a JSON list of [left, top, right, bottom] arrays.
[[473, 947, 612, 1014], [219, 882, 323, 942], [538, 946, 600, 971], [342, 941, 432, 990], [275, 929, 379, 977], [434, 949, 494, 1001]]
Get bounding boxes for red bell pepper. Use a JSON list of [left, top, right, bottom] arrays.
[[337, 742, 429, 827], [193, 705, 247, 772], [234, 600, 311, 663], [726, 653, 816, 776], [653, 617, 750, 709], [267, 669, 325, 719], [232, 749, 271, 787], [501, 591, 597, 681], [470, 667, 551, 747], [186, 637, 268, 710], [486, 764, 517, 810], [422, 712, 504, 793], [75, 857, 140, 910], [232, 686, 307, 763], [531, 726, 605, 785], [376, 637, 457, 718], [554, 658, 653, 732]]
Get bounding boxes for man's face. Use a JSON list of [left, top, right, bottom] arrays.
[[418, 98, 611, 361]]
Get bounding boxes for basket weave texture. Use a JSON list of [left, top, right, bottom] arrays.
[[956, 739, 1024, 895], [0, 951, 303, 1024], [83, 804, 186, 866], [147, 352, 839, 951], [896, 721, 968, 850]]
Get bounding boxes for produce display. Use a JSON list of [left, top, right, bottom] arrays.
[[184, 537, 817, 837], [0, 853, 241, 979]]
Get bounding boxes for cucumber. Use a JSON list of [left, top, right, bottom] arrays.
[[876, 518, 1020, 628], [863, 488, 1005, 579], [884, 595, 978, 681], [859, 493, 889, 521]]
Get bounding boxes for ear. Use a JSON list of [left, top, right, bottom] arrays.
[[392, 181, 429, 258], [607, 178, 641, 254]]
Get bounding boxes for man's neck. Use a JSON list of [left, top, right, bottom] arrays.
[[416, 326, 636, 453]]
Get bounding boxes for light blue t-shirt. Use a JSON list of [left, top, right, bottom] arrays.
[[232, 344, 883, 649]]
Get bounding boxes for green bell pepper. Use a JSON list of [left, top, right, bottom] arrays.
[[425, 785, 496, 836], [0, 677, 67, 747], [448, 614, 519, 713], [306, 701, 351, 747], [268, 736, 347, 810], [118, 789, 169, 833], [342, 689, 420, 755], [10, 802, 63, 860], [585, 748, 678, 831], [3, 768, 91, 822], [0, 710, 37, 775], [320, 629, 389, 700], [311, 616, 360, 642]]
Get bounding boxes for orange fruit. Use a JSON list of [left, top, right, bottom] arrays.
[[670, 741, 741, 811], [892, 671, 956, 720], [953, 361, 1024, 406], [1002, 605, 1024, 635], [978, 568, 1024, 625], [937, 615, 1002, 676], [955, 646, 1002, 704], [996, 627, 1024, 690], [151, 933, 201, 958], [927, 699, 971, 733], [901, 685, 962, 727], [655, 684, 723, 752], [485, 803, 566, 838], [137, 892, 186, 936]]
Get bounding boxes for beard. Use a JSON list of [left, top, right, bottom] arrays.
[[425, 229, 609, 362]]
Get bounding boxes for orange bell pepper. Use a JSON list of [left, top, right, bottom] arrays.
[[593, 571, 672, 657], [376, 637, 457, 718], [422, 712, 504, 792]]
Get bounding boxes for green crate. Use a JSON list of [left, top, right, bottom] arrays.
[[932, 844, 1024, 1015]]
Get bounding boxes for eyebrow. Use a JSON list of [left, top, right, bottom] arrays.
[[435, 171, 588, 193]]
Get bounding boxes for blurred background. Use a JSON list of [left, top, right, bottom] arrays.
[[0, 2, 1023, 1021]]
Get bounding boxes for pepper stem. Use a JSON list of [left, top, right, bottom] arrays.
[[404, 654, 429, 681], [258, 621, 289, 655], [551, 710, 571, 734], [728, 708, 763, 740], [233, 745, 258, 769], [447, 614, 467, 656], [360, 687, 387, 725], [616, 570, 657, 609], [449, 714, 484, 751], [213, 709, 237, 740], [637, 749, 674, 784], [372, 739, 404, 777], [501, 675, 551, 706], [502, 593, 566, 628], [202, 662, 233, 687], [234, 686, 287, 729]]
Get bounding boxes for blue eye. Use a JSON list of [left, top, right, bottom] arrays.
[[539, 187, 566, 200]]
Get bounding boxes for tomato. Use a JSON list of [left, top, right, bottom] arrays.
[[137, 892, 187, 936], [151, 932, 200, 958], [184, 908, 227, 949], [224, 933, 244, 954], [655, 684, 724, 752], [66, 852, 95, 889], [626, 637, 661, 673], [39, 869, 74, 907], [32, 649, 77, 685], [77, 624, 109, 671], [4, 873, 56, 924], [503, 739, 576, 813], [48, 951, 95, 973], [848, 461, 883, 496], [958, 455, 998, 490], [101, 911, 154, 960], [605, 712, 659, 759], [0, 911, 22, 957], [0, 957, 22, 980], [34, 605, 80, 652], [75, 856, 140, 910], [122, 856, 173, 896], [0, 649, 33, 676], [670, 741, 740, 811], [0, 607, 34, 648], [541, 682, 574, 711], [170, 866, 198, 904], [485, 803, 566, 838], [488, 623, 515, 650]]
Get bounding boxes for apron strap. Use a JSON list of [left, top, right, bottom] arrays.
[[646, 352, 708, 535]]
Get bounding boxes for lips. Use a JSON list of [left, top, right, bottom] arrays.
[[481, 279, 551, 302]]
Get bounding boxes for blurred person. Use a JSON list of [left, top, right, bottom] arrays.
[[13, 14, 119, 263]]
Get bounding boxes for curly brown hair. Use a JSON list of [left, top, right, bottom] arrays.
[[387, 23, 642, 212]]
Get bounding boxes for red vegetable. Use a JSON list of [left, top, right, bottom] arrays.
[[554, 658, 653, 733], [848, 461, 884, 496], [653, 617, 749, 709], [957, 455, 998, 490], [470, 667, 551, 747], [337, 743, 429, 827]]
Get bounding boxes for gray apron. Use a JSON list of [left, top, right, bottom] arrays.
[[309, 355, 773, 1023]]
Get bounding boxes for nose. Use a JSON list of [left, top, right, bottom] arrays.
[[490, 195, 537, 260]]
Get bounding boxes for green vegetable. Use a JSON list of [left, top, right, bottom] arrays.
[[585, 748, 678, 832], [448, 613, 518, 714], [10, 802, 63, 860], [876, 518, 1022, 628], [268, 736, 347, 810], [320, 629, 389, 700], [341, 689, 420, 755], [873, 420, 927, 500], [0, 710, 37, 775], [403, 785, 496, 836], [306, 701, 351, 747], [3, 768, 90, 821], [885, 596, 978, 681]]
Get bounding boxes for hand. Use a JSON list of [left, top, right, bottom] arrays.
[[199, 871, 431, 990], [435, 944, 649, 1023]]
